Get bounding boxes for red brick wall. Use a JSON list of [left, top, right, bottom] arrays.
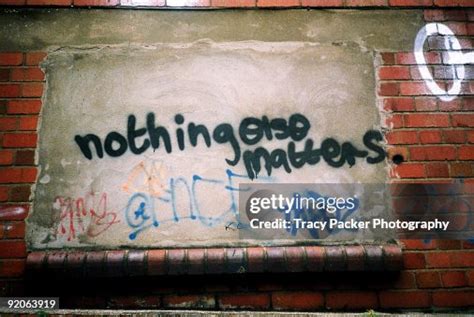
[[0, 2, 473, 312]]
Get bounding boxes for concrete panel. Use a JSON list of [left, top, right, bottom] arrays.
[[28, 41, 387, 249]]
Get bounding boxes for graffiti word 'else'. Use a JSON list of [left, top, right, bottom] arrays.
[[74, 113, 385, 179]]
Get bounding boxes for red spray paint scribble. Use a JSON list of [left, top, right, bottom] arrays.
[[54, 192, 120, 241]]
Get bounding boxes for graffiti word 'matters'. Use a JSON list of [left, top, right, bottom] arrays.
[[53, 192, 120, 241], [415, 23, 474, 102], [74, 113, 385, 180]]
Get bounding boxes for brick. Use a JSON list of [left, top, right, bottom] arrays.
[[25, 52, 47, 66], [65, 251, 87, 277], [424, 10, 444, 21], [378, 82, 399, 96], [4, 222, 25, 239], [381, 53, 395, 65], [418, 130, 442, 144], [0, 69, 10, 81], [219, 293, 270, 310], [74, 0, 119, 6], [0, 100, 6, 114], [324, 246, 347, 271], [272, 292, 324, 311], [390, 163, 425, 178], [426, 251, 474, 268], [0, 205, 29, 220], [326, 291, 377, 310], [10, 68, 44, 82], [441, 271, 467, 287], [433, 66, 456, 80], [9, 185, 31, 201], [117, 0, 166, 6], [2, 133, 38, 148], [305, 246, 324, 272], [426, 162, 449, 178], [444, 22, 468, 36], [409, 66, 424, 80], [433, 290, 474, 307], [416, 271, 441, 288], [0, 53, 23, 66], [166, 0, 210, 6], [0, 240, 26, 258], [0, 84, 21, 97], [399, 82, 432, 95], [469, 131, 474, 143], [438, 100, 462, 111], [409, 146, 456, 160], [0, 186, 9, 202], [345, 0, 386, 6], [450, 162, 473, 177], [0, 0, 26, 4], [396, 52, 440, 64], [452, 114, 474, 127], [0, 259, 25, 277], [465, 98, 474, 111], [403, 252, 425, 269], [187, 248, 205, 274], [285, 247, 306, 272], [414, 98, 437, 111], [458, 145, 474, 160], [247, 247, 265, 272], [301, 0, 342, 5], [163, 294, 215, 309], [436, 240, 462, 250], [168, 249, 186, 274], [385, 114, 404, 128], [443, 130, 465, 143], [389, 0, 432, 6], [0, 118, 18, 131], [265, 246, 286, 271], [468, 270, 474, 286], [257, 0, 299, 7], [206, 248, 225, 274], [444, 10, 468, 21], [105, 250, 126, 277], [21, 83, 44, 97], [404, 114, 450, 127], [27, 0, 72, 4], [212, 0, 255, 6], [379, 291, 431, 308], [383, 98, 415, 111], [379, 66, 411, 80], [226, 247, 246, 273], [393, 271, 416, 289], [84, 251, 106, 277], [15, 150, 35, 165], [386, 131, 418, 146], [388, 146, 411, 162], [18, 117, 38, 131], [0, 167, 37, 183], [345, 245, 365, 271], [7, 100, 42, 114]]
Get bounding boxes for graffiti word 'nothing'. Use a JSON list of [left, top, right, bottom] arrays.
[[74, 113, 385, 179]]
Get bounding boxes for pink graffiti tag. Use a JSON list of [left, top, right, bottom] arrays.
[[54, 192, 120, 241]]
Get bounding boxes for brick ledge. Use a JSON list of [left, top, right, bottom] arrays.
[[26, 244, 402, 278]]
